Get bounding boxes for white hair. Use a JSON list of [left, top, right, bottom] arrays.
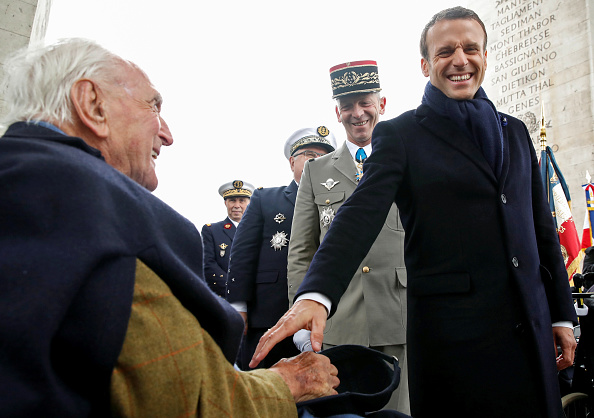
[[1, 38, 123, 128]]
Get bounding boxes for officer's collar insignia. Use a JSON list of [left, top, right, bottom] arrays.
[[224, 223, 232, 229], [321, 178, 340, 190]]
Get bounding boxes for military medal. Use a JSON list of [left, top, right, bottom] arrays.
[[355, 162, 364, 182], [270, 231, 288, 251], [321, 178, 339, 190], [219, 243, 228, 257], [320, 206, 335, 228], [274, 213, 286, 224]]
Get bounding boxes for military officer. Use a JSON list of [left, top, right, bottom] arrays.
[[286, 61, 409, 414], [202, 180, 254, 297], [227, 126, 336, 369]]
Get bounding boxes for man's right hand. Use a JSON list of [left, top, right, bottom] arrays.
[[249, 299, 327, 368], [268, 351, 339, 403]]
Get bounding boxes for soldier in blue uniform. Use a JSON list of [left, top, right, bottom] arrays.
[[227, 127, 336, 369], [202, 180, 254, 297]]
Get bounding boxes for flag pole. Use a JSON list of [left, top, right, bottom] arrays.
[[540, 101, 547, 151], [540, 102, 550, 204]]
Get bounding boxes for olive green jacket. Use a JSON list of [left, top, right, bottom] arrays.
[[288, 142, 407, 346]]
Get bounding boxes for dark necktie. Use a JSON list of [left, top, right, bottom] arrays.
[[355, 148, 367, 163]]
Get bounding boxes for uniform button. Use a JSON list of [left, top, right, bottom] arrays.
[[514, 323, 525, 334], [501, 194, 507, 204], [362, 266, 370, 273], [512, 257, 519, 267], [220, 274, 224, 277], [289, 284, 293, 288], [326, 199, 330, 204], [231, 278, 235, 282], [212, 274, 216, 277], [213, 282, 216, 285]]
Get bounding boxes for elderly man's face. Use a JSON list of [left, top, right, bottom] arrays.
[[421, 18, 487, 100], [102, 64, 173, 191]]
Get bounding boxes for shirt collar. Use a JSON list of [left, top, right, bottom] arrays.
[[33, 121, 68, 136], [345, 141, 372, 161]]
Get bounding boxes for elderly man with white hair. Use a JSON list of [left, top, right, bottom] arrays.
[[0, 38, 340, 417]]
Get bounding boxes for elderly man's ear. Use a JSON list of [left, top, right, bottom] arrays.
[[69, 79, 109, 139]]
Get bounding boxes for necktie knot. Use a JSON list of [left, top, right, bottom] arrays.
[[355, 148, 367, 163]]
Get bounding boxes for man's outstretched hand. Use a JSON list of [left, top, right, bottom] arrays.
[[249, 299, 328, 368]]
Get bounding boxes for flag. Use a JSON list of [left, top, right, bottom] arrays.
[[540, 146, 582, 280], [581, 178, 594, 251]]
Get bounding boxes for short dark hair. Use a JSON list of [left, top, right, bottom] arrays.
[[419, 7, 487, 61]]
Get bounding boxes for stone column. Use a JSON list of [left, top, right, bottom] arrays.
[[473, 0, 594, 232], [0, 0, 52, 127]]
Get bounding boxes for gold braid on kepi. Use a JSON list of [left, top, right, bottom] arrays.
[[290, 135, 333, 156], [329, 60, 381, 99], [283, 126, 337, 160], [218, 180, 255, 199]]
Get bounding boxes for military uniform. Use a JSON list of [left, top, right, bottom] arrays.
[[288, 61, 409, 414], [227, 127, 336, 369], [201, 218, 236, 297], [202, 180, 254, 297]]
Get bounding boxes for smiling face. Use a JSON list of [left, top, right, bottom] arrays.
[[421, 18, 487, 100], [335, 92, 386, 146], [101, 63, 173, 191]]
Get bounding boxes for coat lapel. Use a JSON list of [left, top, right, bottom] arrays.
[[332, 142, 358, 185], [223, 217, 236, 240], [284, 180, 298, 206], [415, 105, 498, 186], [498, 115, 511, 189]]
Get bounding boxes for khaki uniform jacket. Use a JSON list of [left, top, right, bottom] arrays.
[[288, 142, 407, 346]]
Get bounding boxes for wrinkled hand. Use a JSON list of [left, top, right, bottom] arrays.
[[250, 299, 327, 368], [269, 352, 339, 403], [554, 326, 576, 370]]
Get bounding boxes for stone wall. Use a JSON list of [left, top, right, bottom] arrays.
[[0, 0, 51, 126], [473, 0, 594, 235]]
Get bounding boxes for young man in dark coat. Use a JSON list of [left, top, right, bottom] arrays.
[[251, 7, 577, 418]]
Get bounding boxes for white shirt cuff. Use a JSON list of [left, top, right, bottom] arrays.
[[295, 292, 331, 316], [230, 301, 247, 313], [552, 321, 574, 328]]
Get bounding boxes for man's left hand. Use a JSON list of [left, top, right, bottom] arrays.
[[553, 326, 576, 370]]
